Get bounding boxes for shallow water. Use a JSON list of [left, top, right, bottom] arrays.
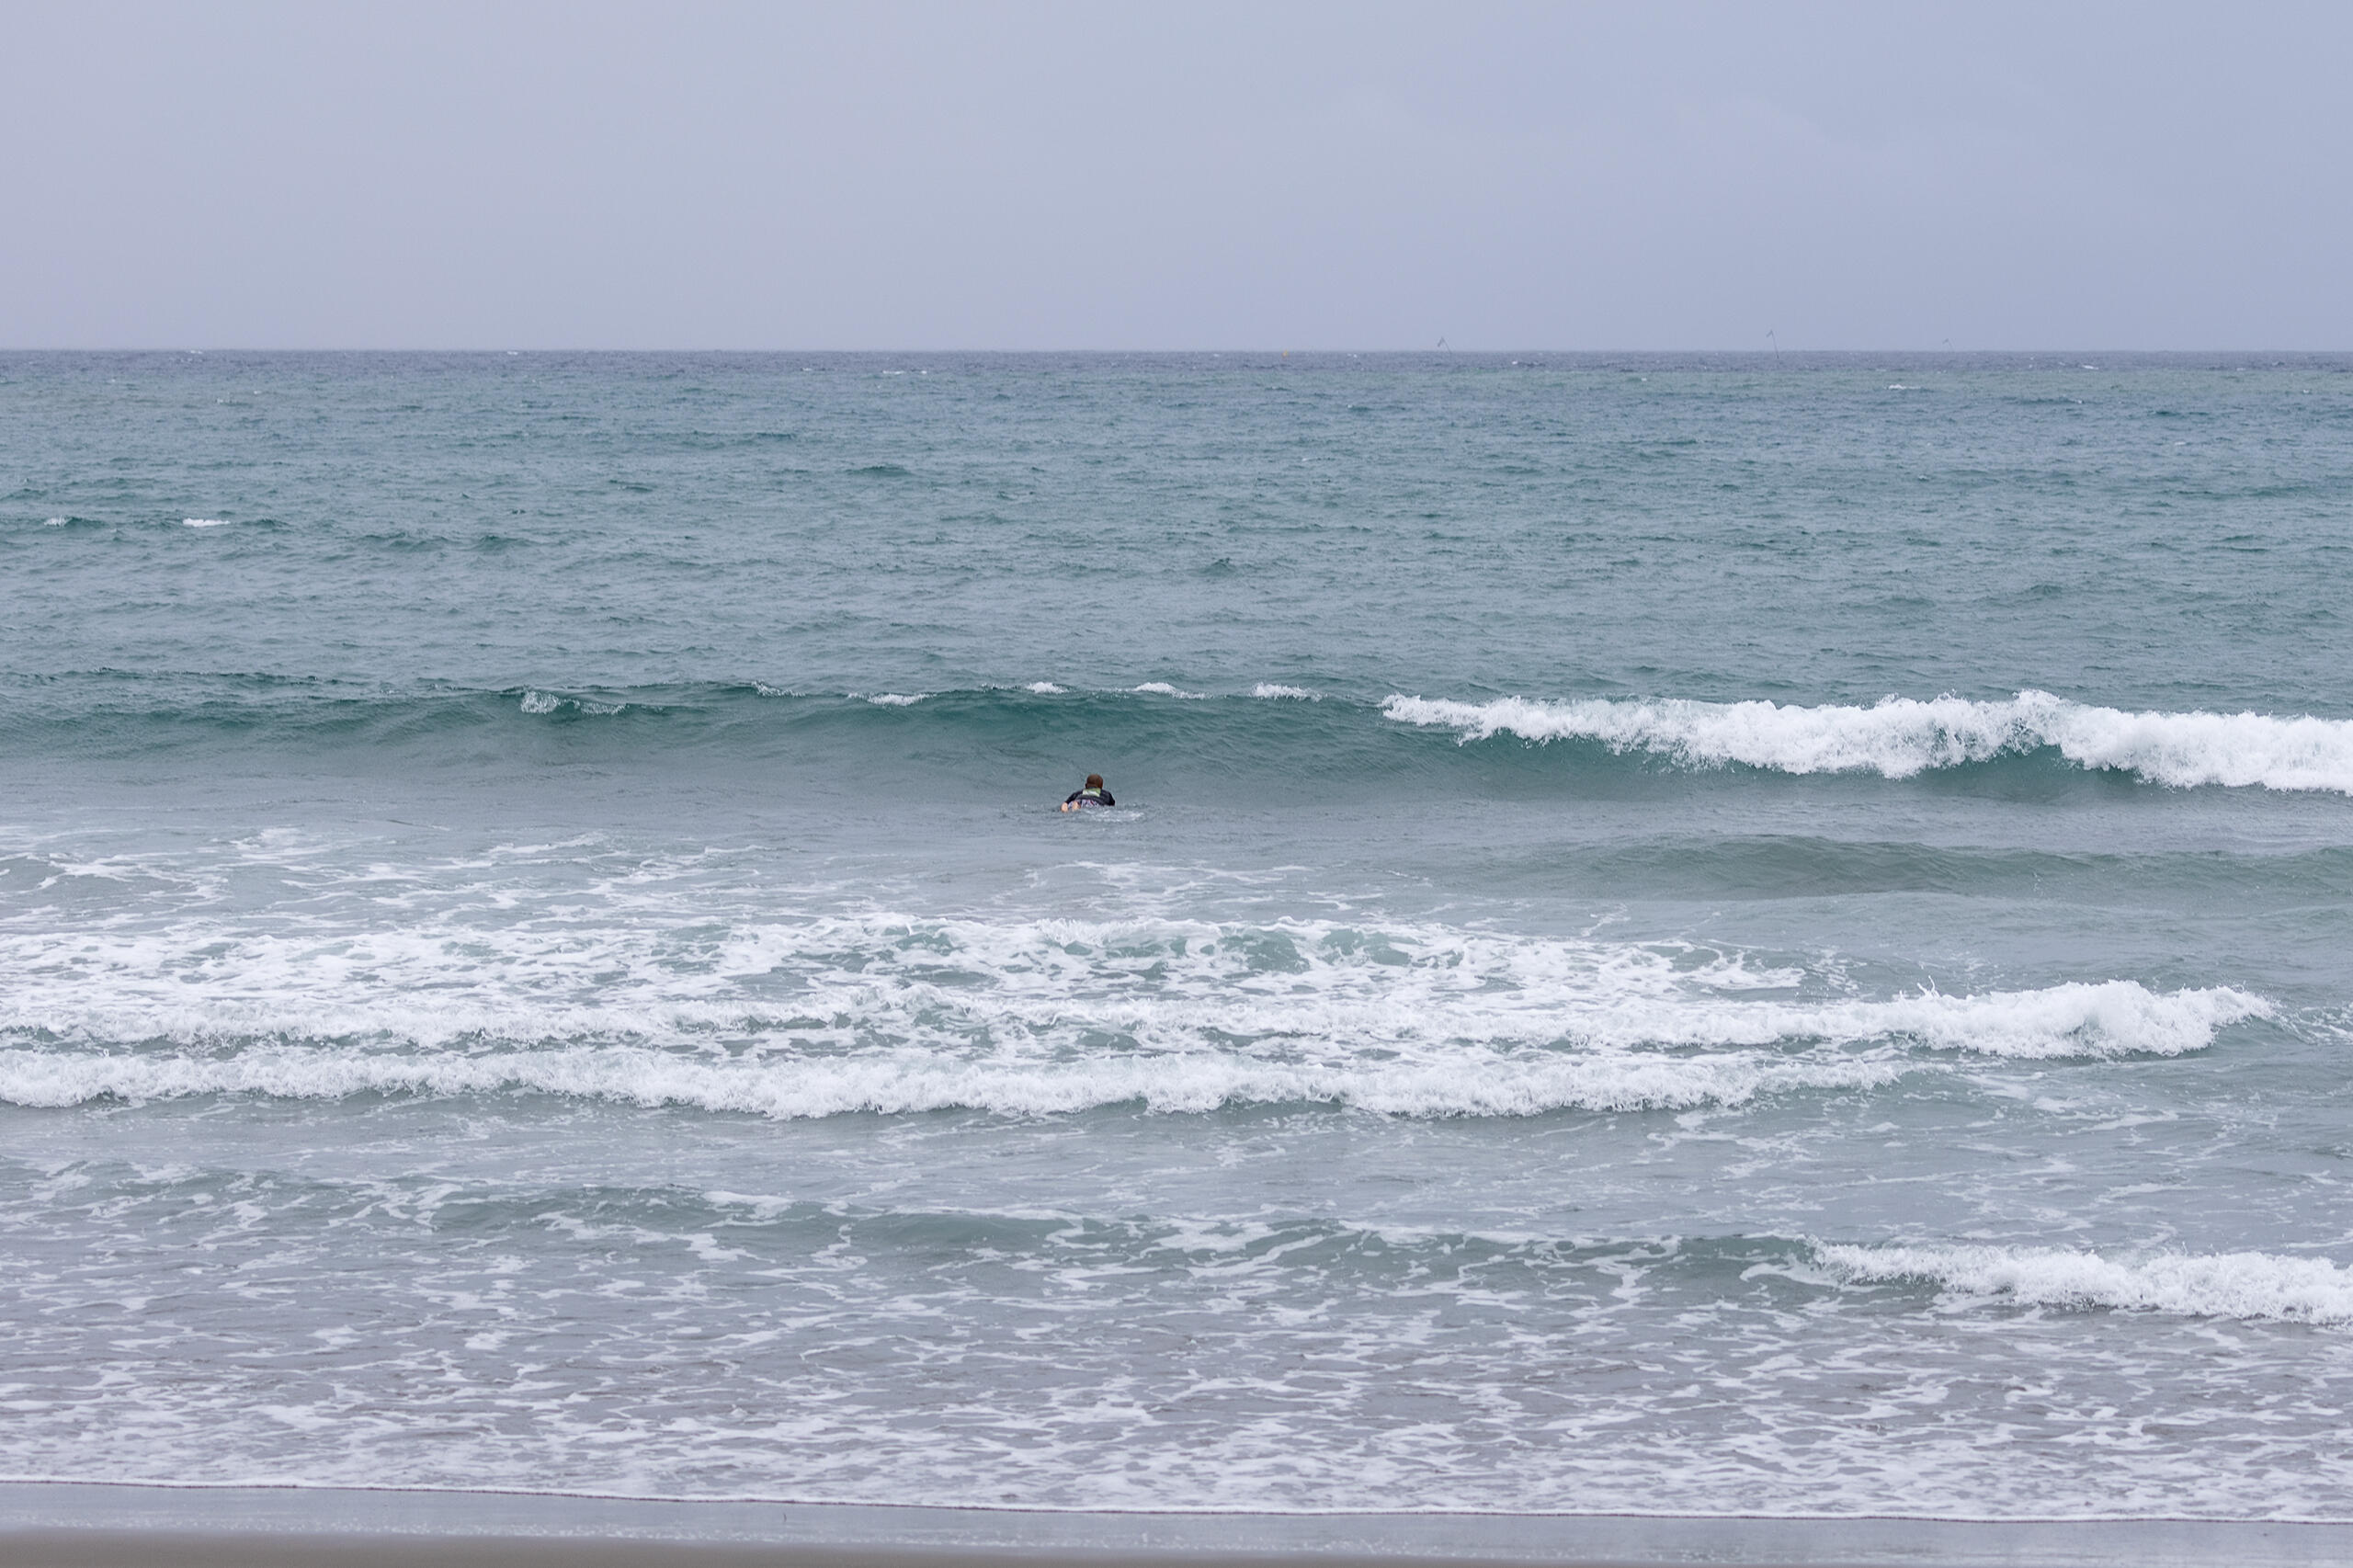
[[2, 351, 2350, 1515]]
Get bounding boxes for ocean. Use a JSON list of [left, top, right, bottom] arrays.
[[2, 349, 2350, 1519]]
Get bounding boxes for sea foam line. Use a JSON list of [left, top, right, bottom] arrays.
[[0, 900, 2267, 1068], [1819, 1243, 2353, 1326], [1382, 689, 2353, 792], [0, 1042, 1895, 1119], [0, 977, 2266, 1119]]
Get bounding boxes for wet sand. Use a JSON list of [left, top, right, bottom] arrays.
[[1, 1483, 2349, 1567], [0, 1538, 1540, 1568]]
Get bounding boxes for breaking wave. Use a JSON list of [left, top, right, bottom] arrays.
[[1383, 689, 2353, 793], [15, 674, 2351, 801], [0, 903, 2268, 1117], [1820, 1243, 2353, 1326]]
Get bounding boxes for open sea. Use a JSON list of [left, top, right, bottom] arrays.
[[2, 349, 2350, 1520]]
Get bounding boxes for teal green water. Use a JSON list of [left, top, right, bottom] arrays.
[[2, 351, 2350, 1516]]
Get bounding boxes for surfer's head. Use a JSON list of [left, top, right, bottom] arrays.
[[1086, 774, 1104, 790]]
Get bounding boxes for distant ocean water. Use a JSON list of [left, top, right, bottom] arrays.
[[2, 350, 2350, 1517]]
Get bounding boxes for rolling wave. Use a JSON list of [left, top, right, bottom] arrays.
[[8, 671, 2349, 795], [1819, 1243, 2353, 1326], [1383, 689, 2353, 793]]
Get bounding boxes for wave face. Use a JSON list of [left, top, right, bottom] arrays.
[[6, 353, 2353, 1520], [1384, 690, 2353, 793], [11, 672, 2353, 802]]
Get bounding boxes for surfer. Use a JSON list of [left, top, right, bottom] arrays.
[[1061, 774, 1115, 812]]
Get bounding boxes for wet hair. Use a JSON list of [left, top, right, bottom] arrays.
[[1086, 774, 1104, 789]]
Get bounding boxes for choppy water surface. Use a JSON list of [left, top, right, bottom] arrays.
[[2, 351, 2350, 1516]]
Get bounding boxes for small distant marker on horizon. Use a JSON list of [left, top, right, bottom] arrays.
[[1767, 329, 1779, 361]]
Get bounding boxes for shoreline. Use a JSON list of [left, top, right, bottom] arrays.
[[2, 1483, 2350, 1567]]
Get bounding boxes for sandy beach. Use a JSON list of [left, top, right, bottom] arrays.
[[2, 1484, 2351, 1568]]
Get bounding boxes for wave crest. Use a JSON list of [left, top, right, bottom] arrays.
[[1382, 689, 2353, 792], [1820, 1243, 2353, 1325]]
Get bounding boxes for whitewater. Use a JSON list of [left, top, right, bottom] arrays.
[[2, 349, 2350, 1520], [1383, 689, 2353, 792]]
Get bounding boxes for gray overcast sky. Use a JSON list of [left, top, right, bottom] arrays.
[[6, 2, 2348, 349]]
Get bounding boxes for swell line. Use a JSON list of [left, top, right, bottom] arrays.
[[1384, 689, 2353, 793]]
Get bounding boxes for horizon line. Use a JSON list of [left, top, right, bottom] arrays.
[[3, 345, 2347, 358]]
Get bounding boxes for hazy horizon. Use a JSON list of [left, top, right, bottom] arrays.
[[10, 347, 2347, 356], [7, 2, 2349, 351]]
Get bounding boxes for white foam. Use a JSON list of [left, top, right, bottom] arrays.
[[0, 891, 2266, 1118], [1132, 683, 1206, 699], [1769, 981, 2271, 1059], [43, 517, 66, 527], [1820, 1242, 2353, 1325], [1024, 682, 1065, 694], [514, 690, 623, 716], [1382, 689, 2353, 793], [0, 1040, 1901, 1119], [867, 693, 926, 706], [0, 972, 2250, 1075], [182, 517, 227, 528], [1251, 683, 1319, 699]]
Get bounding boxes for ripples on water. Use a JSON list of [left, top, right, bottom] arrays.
[[1, 352, 2350, 1516]]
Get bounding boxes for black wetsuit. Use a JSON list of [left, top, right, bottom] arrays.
[[1064, 788, 1115, 807]]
